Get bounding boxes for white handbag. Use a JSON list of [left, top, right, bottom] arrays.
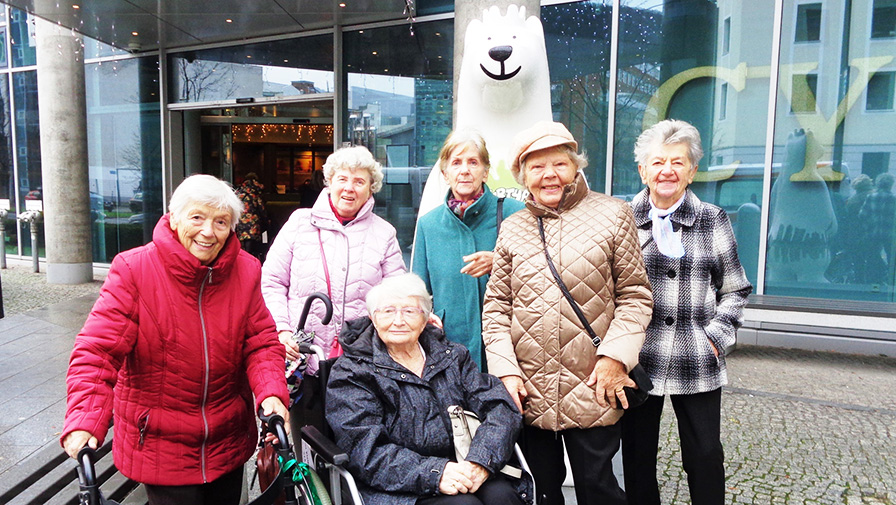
[[447, 405, 522, 478]]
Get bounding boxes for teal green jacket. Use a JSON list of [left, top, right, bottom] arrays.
[[411, 186, 524, 370]]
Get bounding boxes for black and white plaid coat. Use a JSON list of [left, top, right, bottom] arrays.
[[630, 189, 752, 396]]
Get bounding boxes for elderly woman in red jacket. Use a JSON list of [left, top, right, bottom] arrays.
[[61, 174, 289, 505]]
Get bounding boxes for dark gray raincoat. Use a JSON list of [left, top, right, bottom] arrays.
[[326, 317, 532, 505]]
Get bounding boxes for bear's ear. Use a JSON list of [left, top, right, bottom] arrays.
[[524, 15, 546, 47]]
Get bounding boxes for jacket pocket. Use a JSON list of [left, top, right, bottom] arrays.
[[696, 325, 721, 365]]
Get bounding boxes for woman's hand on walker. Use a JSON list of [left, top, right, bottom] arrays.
[[63, 430, 98, 459], [260, 396, 290, 444]]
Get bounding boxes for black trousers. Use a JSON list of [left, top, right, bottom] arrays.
[[620, 388, 724, 505], [144, 466, 243, 505], [520, 424, 626, 505], [416, 476, 524, 505]]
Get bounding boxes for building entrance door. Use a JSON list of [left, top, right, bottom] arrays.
[[171, 98, 335, 248]]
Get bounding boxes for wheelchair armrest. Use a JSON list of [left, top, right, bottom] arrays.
[[300, 425, 349, 466]]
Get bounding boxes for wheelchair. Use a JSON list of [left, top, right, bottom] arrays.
[[281, 293, 535, 505], [291, 343, 535, 505]]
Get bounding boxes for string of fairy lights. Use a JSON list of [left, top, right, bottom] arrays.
[[231, 124, 334, 143]]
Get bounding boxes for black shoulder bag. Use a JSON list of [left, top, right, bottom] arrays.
[[496, 196, 505, 232], [536, 216, 653, 408]]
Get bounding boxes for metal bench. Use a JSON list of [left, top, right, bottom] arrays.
[[0, 433, 146, 505]]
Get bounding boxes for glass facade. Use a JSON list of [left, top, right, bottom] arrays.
[[612, 0, 775, 292], [85, 57, 162, 262], [0, 1, 893, 310], [542, 1, 613, 190], [8, 8, 34, 67], [169, 35, 334, 104], [765, 0, 896, 302], [13, 70, 40, 256], [344, 19, 454, 257]]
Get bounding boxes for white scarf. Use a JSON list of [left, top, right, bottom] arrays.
[[648, 194, 686, 259]]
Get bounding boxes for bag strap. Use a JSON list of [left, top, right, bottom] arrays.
[[537, 216, 601, 347], [317, 229, 332, 300], [496, 197, 505, 233]]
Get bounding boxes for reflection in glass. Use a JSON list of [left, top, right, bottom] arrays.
[[9, 8, 36, 67], [0, 74, 12, 255], [866, 71, 895, 110], [85, 57, 162, 262], [0, 25, 8, 70], [83, 35, 128, 60], [769, 0, 896, 301], [344, 20, 453, 260], [795, 3, 823, 43], [169, 35, 334, 103], [542, 1, 612, 191], [13, 71, 40, 256], [872, 0, 896, 39], [614, 0, 775, 288]]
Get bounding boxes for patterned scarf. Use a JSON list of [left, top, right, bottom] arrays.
[[447, 188, 485, 219], [648, 194, 686, 258]]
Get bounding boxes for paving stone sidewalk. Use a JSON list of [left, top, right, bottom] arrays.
[[655, 346, 896, 504]]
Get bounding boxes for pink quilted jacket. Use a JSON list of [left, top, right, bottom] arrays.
[[261, 189, 406, 366]]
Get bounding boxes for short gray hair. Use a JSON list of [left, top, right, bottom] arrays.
[[168, 174, 242, 230], [517, 144, 589, 186], [634, 119, 704, 167], [323, 146, 385, 193], [365, 273, 433, 315], [438, 129, 491, 174]]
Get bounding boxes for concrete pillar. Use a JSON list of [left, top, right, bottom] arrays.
[[34, 14, 93, 284], [453, 0, 541, 125]]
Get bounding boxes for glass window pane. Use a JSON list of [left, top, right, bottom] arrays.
[[169, 34, 334, 104], [615, 0, 776, 288], [542, 1, 612, 192], [9, 8, 36, 67], [0, 9, 8, 70], [344, 19, 453, 262], [791, 73, 818, 112], [0, 74, 13, 255], [83, 34, 129, 60], [13, 70, 40, 257], [723, 17, 731, 55], [795, 3, 823, 42], [866, 71, 895, 110], [86, 57, 163, 263], [769, 0, 896, 302], [872, 0, 896, 38]]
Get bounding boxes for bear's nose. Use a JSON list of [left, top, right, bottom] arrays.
[[488, 45, 513, 62]]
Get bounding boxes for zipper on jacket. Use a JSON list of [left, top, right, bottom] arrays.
[[198, 267, 213, 483], [137, 411, 150, 445]]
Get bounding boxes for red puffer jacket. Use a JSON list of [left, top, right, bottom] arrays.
[[62, 214, 288, 486]]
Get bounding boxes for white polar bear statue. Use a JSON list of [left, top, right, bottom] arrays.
[[416, 4, 552, 217]]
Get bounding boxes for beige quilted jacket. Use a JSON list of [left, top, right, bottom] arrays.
[[482, 174, 653, 431]]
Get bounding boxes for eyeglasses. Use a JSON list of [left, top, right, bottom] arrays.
[[374, 306, 427, 322]]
